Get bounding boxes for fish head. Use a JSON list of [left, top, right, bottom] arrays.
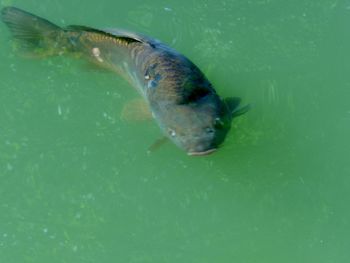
[[145, 54, 248, 155], [158, 95, 240, 156]]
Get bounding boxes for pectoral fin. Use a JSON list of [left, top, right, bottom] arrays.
[[224, 97, 250, 118], [147, 137, 169, 154], [232, 104, 251, 118], [121, 98, 153, 121]]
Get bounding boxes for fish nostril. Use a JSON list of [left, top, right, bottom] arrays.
[[205, 127, 215, 134]]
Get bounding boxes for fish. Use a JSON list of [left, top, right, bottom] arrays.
[[1, 6, 249, 156]]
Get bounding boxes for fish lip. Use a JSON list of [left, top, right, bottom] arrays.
[[187, 148, 217, 156]]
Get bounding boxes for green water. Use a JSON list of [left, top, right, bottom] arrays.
[[1, 0, 350, 262]]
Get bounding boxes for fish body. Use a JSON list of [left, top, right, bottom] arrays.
[[1, 7, 248, 155]]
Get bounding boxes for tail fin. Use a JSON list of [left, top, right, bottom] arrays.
[[1, 6, 65, 57]]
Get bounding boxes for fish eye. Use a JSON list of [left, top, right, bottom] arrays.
[[214, 117, 224, 128], [168, 128, 177, 137]]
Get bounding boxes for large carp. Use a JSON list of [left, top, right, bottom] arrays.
[[1, 6, 248, 156]]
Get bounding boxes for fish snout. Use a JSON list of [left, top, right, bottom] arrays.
[[184, 131, 218, 156]]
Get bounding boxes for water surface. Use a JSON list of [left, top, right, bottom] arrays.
[[1, 0, 350, 262]]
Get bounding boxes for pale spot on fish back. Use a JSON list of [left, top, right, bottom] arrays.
[[92, 47, 100, 56], [92, 47, 103, 62]]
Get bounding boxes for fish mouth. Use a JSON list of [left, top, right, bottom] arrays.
[[187, 148, 217, 156]]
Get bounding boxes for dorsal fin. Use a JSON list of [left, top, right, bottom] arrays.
[[103, 28, 161, 46], [66, 25, 155, 46]]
